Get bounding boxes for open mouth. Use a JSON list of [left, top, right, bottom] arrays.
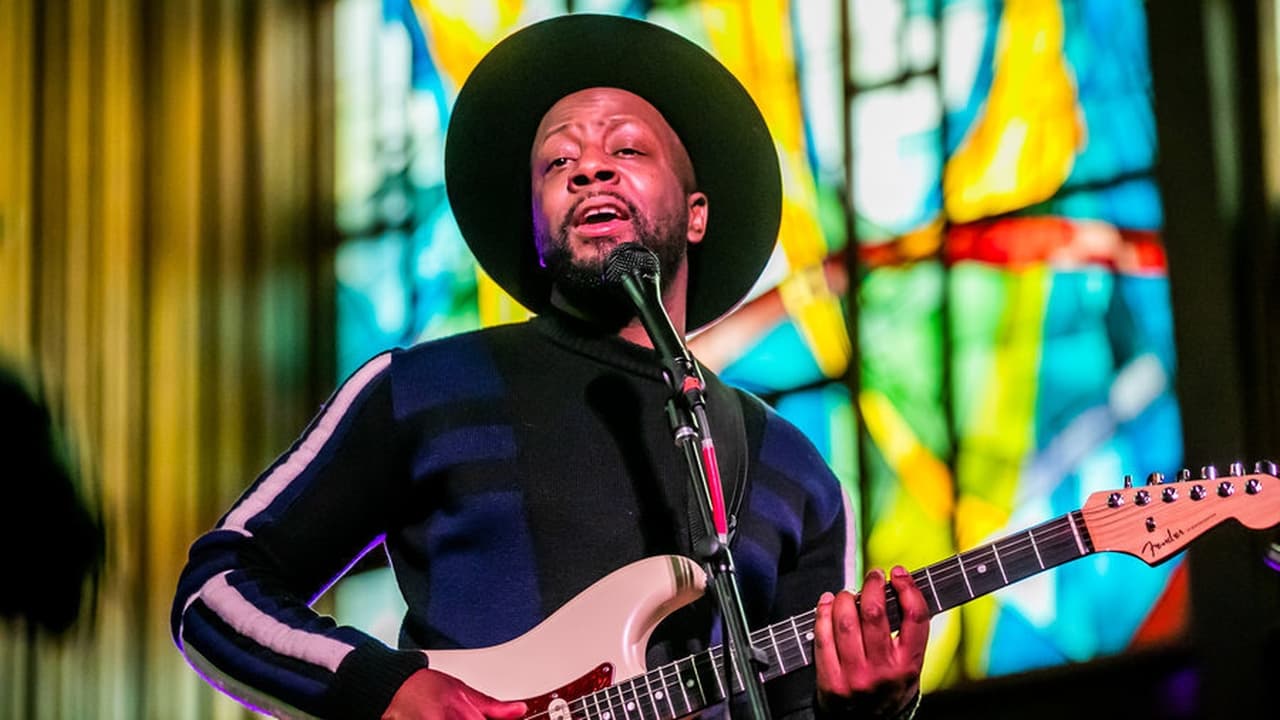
[[572, 197, 632, 228], [582, 208, 622, 224]]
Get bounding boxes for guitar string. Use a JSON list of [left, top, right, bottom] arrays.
[[542, 624, 814, 720], [911, 482, 1242, 594], [881, 498, 1215, 618], [559, 605, 857, 720], [521, 494, 1227, 720], [594, 520, 1101, 719], [529, 523, 1088, 720]]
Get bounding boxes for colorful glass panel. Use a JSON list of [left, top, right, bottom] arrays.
[[333, 0, 1185, 689]]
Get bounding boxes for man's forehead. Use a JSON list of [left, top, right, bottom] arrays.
[[535, 87, 675, 139]]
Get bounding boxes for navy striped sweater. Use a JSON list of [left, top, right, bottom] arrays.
[[172, 312, 855, 719]]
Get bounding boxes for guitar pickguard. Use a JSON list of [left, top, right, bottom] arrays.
[[516, 663, 614, 720]]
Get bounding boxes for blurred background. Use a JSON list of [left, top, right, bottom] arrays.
[[1, 0, 1278, 717]]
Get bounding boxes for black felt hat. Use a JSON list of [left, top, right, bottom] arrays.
[[444, 14, 782, 331]]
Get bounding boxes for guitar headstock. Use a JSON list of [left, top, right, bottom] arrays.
[[1080, 461, 1280, 565]]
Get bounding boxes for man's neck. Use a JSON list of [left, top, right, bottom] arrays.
[[546, 286, 689, 350]]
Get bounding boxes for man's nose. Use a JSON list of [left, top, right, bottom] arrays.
[[570, 151, 617, 188]]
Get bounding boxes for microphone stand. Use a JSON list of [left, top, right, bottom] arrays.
[[612, 255, 772, 720]]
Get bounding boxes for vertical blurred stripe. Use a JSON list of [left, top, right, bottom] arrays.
[[0, 1, 334, 717], [0, 0, 36, 370]]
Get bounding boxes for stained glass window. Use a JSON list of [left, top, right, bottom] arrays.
[[332, 0, 1185, 689]]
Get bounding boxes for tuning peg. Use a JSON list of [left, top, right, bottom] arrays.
[[1178, 468, 1192, 482], [1255, 459, 1278, 476], [1124, 474, 1134, 489], [1200, 465, 1219, 480], [1229, 461, 1245, 476], [1146, 472, 1164, 485]]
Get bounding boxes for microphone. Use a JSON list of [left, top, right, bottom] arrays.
[[602, 243, 694, 389], [603, 243, 730, 540]]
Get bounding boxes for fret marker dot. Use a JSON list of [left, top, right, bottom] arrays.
[[603, 714, 611, 719], [626, 702, 635, 711], [976, 563, 987, 574], [655, 692, 664, 700], [805, 632, 814, 641], [686, 679, 695, 688]]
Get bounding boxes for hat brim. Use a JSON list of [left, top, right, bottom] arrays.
[[444, 14, 782, 331]]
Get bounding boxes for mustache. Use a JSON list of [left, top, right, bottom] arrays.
[[558, 191, 642, 235]]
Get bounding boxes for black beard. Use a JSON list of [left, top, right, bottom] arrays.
[[538, 194, 687, 327]]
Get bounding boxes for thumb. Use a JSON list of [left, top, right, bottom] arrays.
[[465, 687, 527, 720]]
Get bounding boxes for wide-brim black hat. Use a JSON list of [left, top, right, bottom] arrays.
[[444, 13, 782, 331]]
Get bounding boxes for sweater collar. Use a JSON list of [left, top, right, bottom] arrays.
[[531, 310, 669, 380]]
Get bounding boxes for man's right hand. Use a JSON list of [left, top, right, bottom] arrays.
[[382, 669, 529, 720]]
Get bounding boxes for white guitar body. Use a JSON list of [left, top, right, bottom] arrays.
[[427, 555, 707, 703]]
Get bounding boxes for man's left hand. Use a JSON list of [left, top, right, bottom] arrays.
[[812, 566, 930, 718]]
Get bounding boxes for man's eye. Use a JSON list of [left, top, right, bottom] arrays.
[[616, 147, 642, 157], [547, 157, 570, 171]]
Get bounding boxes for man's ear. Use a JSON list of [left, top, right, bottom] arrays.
[[686, 192, 708, 245]]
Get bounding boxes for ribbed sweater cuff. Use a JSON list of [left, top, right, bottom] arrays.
[[326, 641, 430, 720]]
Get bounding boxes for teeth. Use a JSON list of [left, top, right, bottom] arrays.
[[583, 207, 621, 223]]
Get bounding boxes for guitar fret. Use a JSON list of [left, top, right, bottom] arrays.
[[639, 671, 657, 720], [1028, 528, 1046, 569], [589, 686, 605, 720], [991, 541, 1009, 583], [670, 661, 691, 714], [767, 623, 786, 674], [790, 616, 808, 665], [617, 682, 634, 720], [684, 656, 707, 707], [1066, 512, 1087, 555], [709, 647, 726, 699], [922, 565, 943, 612], [654, 666, 676, 718], [955, 554, 975, 598]]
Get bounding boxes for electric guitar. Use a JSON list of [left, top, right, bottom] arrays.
[[427, 464, 1280, 720]]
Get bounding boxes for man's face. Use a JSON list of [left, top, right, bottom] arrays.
[[529, 88, 707, 306]]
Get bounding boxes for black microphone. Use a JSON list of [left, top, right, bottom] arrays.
[[602, 243, 698, 391]]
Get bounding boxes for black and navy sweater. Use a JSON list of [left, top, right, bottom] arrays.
[[172, 311, 855, 719]]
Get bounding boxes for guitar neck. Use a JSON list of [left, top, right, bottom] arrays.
[[573, 510, 1095, 720], [755, 509, 1094, 682], [884, 509, 1095, 631]]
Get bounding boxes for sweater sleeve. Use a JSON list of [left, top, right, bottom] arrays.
[[746, 397, 919, 720], [733, 393, 858, 720], [171, 351, 427, 719]]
